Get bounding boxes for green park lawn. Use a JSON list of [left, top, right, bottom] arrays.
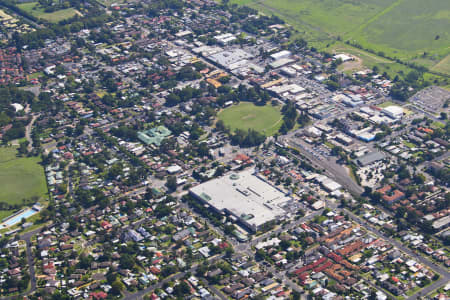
[[218, 102, 282, 136], [377, 101, 396, 108], [18, 2, 80, 22], [0, 147, 47, 208]]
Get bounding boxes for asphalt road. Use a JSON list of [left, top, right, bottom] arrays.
[[0, 227, 43, 300], [25, 114, 39, 152], [344, 209, 450, 299], [123, 254, 225, 300], [286, 139, 364, 196]]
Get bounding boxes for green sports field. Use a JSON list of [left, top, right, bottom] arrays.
[[17, 2, 80, 22], [0, 147, 47, 207], [229, 0, 450, 75], [218, 102, 282, 136]]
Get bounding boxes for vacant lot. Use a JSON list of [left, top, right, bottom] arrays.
[[328, 43, 423, 78], [230, 0, 450, 75], [431, 55, 450, 75], [0, 147, 47, 206], [18, 2, 80, 22], [218, 102, 282, 136]]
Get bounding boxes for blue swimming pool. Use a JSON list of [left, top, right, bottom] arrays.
[[2, 208, 38, 227]]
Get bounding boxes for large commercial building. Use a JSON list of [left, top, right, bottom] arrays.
[[207, 49, 253, 71], [382, 105, 404, 120], [189, 169, 291, 232]]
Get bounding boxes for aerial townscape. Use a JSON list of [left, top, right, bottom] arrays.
[[0, 0, 449, 299]]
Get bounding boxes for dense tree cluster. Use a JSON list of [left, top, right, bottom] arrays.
[[0, 86, 34, 127], [216, 84, 271, 107], [11, 13, 111, 50], [110, 126, 138, 142], [230, 128, 266, 147], [242, 15, 284, 34], [165, 86, 202, 107], [74, 187, 109, 208], [279, 102, 298, 134], [145, 0, 185, 17]]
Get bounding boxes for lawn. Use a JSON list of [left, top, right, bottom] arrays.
[[431, 121, 445, 129], [217, 102, 282, 136], [0, 210, 14, 221], [402, 141, 416, 149], [431, 55, 450, 75], [377, 101, 396, 108], [0, 146, 47, 207], [17, 2, 80, 22], [29, 71, 43, 79]]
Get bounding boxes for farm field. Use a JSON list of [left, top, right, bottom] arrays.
[[17, 2, 80, 22], [0, 146, 47, 207], [218, 102, 282, 136], [229, 0, 450, 75], [351, 0, 449, 59]]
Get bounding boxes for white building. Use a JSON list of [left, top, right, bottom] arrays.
[[270, 50, 291, 60], [214, 33, 237, 45], [382, 105, 404, 119], [333, 53, 353, 62], [189, 169, 291, 232]]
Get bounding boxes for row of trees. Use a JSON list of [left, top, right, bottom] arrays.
[[278, 102, 310, 134], [215, 84, 271, 107], [230, 128, 266, 147], [165, 86, 203, 107]]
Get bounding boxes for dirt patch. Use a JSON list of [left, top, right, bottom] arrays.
[[241, 114, 256, 120], [431, 54, 450, 75], [339, 56, 364, 72]]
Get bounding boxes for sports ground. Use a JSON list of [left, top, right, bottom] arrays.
[[218, 102, 283, 136], [0, 147, 47, 209], [18, 2, 80, 22]]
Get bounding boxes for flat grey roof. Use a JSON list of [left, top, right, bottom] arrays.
[[190, 168, 290, 229], [208, 49, 253, 69], [356, 151, 385, 166]]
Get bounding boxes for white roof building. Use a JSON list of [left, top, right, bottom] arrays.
[[334, 53, 353, 62], [11, 103, 24, 112], [214, 33, 237, 45], [189, 169, 291, 232], [270, 50, 291, 60], [167, 165, 182, 174], [382, 105, 404, 119]]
